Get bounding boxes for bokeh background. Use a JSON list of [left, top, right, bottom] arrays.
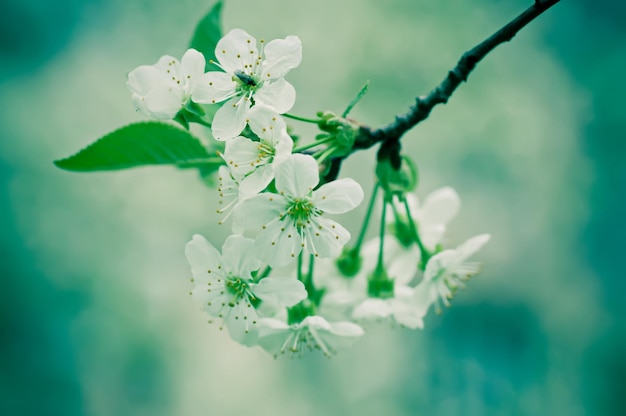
[[1, 0, 624, 414]]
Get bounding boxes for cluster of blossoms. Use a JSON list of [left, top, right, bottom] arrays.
[[128, 28, 490, 357]]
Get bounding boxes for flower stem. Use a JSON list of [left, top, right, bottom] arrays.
[[402, 197, 431, 268], [353, 183, 380, 252], [315, 146, 336, 165], [293, 135, 335, 153], [376, 196, 388, 272], [283, 113, 320, 124]]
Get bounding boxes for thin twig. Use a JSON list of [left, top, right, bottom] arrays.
[[355, 0, 561, 149]]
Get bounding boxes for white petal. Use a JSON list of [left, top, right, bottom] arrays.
[[254, 79, 296, 114], [215, 28, 258, 74], [154, 54, 179, 73], [312, 178, 364, 214], [274, 153, 319, 197], [212, 96, 251, 140], [423, 250, 457, 282], [413, 280, 437, 313], [352, 298, 392, 320], [419, 187, 461, 226], [391, 296, 425, 329], [260, 35, 302, 80], [247, 105, 288, 145], [256, 318, 292, 354], [253, 277, 307, 307], [127, 65, 165, 96], [327, 320, 365, 338], [221, 235, 261, 277], [180, 48, 207, 92], [232, 193, 287, 232], [223, 302, 260, 346], [384, 236, 420, 286], [255, 221, 303, 268], [305, 217, 350, 259], [455, 234, 491, 262], [305, 316, 364, 353], [143, 85, 184, 119], [192, 71, 237, 104], [185, 234, 222, 284], [239, 165, 275, 195], [223, 136, 263, 176]]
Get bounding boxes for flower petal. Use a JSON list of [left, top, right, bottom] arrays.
[[423, 250, 457, 282], [247, 105, 290, 147], [391, 297, 425, 329], [211, 96, 251, 140], [223, 136, 263, 176], [305, 217, 350, 259], [239, 165, 275, 195], [185, 234, 222, 284], [192, 71, 237, 104], [215, 28, 258, 74], [223, 302, 260, 346], [254, 220, 303, 268], [260, 35, 302, 80], [221, 235, 261, 277], [180, 48, 206, 92], [312, 178, 364, 214], [232, 193, 287, 232], [143, 85, 184, 119], [419, 187, 461, 226], [274, 153, 319, 197], [254, 79, 296, 113], [253, 277, 307, 308], [127, 65, 165, 96], [352, 298, 392, 320], [455, 234, 491, 262]]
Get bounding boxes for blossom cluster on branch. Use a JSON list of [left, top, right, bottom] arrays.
[[125, 28, 489, 357]]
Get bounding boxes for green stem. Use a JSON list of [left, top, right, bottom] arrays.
[[315, 146, 336, 165], [293, 135, 335, 153], [283, 113, 320, 124], [402, 197, 431, 268], [353, 183, 380, 252], [376, 196, 388, 272], [297, 252, 319, 305]]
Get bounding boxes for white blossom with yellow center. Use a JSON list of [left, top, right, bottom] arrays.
[[185, 234, 307, 345], [233, 154, 364, 268], [221, 105, 293, 195], [413, 234, 491, 315], [193, 28, 302, 140], [126, 48, 206, 120]]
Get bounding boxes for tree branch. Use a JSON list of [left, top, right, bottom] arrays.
[[355, 0, 561, 150]]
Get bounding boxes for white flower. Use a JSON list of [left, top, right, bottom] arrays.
[[389, 187, 460, 251], [193, 28, 302, 140], [233, 153, 364, 268], [414, 234, 491, 314], [185, 234, 307, 345], [221, 106, 293, 194], [127, 48, 206, 120], [256, 316, 364, 357]]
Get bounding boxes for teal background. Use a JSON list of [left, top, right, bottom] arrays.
[[1, 0, 624, 414]]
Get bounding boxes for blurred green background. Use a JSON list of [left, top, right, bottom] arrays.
[[1, 0, 624, 414]]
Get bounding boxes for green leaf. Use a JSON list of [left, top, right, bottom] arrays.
[[54, 122, 222, 172], [189, 0, 223, 70], [342, 80, 369, 117]]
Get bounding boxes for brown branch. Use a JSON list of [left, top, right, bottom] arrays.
[[354, 0, 561, 150]]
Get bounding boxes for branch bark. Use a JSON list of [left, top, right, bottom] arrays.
[[355, 0, 561, 150]]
